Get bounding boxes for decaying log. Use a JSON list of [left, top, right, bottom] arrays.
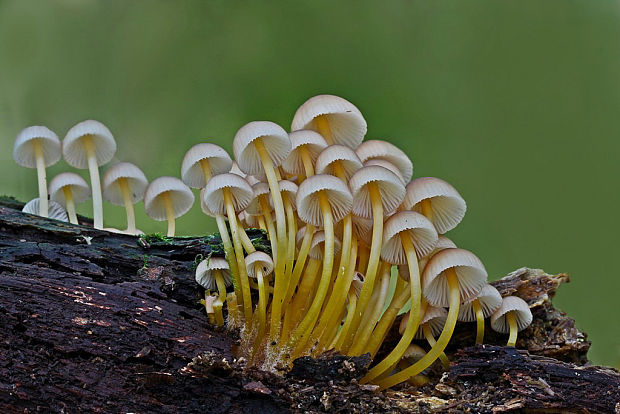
[[0, 198, 618, 413]]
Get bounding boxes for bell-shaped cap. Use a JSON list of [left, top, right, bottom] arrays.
[[381, 211, 438, 265], [181, 143, 233, 188], [271, 180, 298, 210], [458, 284, 503, 322], [22, 198, 68, 222], [195, 257, 232, 291], [356, 140, 413, 182], [422, 248, 487, 307], [404, 177, 466, 234], [199, 188, 216, 218], [203, 173, 253, 215], [349, 165, 406, 219], [490, 296, 533, 334], [308, 230, 342, 260], [144, 176, 194, 221], [363, 159, 406, 185], [49, 172, 91, 206], [63, 120, 117, 168], [282, 130, 328, 175], [245, 182, 271, 216], [291, 94, 367, 149], [13, 126, 62, 168], [296, 174, 353, 226], [102, 162, 148, 205], [245, 251, 274, 279], [418, 235, 458, 271], [233, 121, 291, 175], [315, 144, 362, 180]]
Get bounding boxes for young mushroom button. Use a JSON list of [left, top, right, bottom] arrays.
[[102, 162, 148, 235], [195, 257, 232, 327], [491, 296, 533, 347], [63, 120, 117, 229], [144, 176, 194, 237], [13, 126, 62, 217], [48, 172, 91, 225], [181, 143, 233, 188]]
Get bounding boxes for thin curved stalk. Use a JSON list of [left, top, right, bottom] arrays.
[[422, 324, 450, 369], [280, 194, 297, 322], [333, 291, 357, 349], [281, 259, 320, 341], [236, 217, 256, 254], [298, 146, 315, 178], [33, 140, 48, 217], [281, 225, 315, 315], [254, 267, 267, 349], [83, 137, 103, 229], [214, 215, 242, 317], [162, 192, 175, 237], [258, 198, 278, 263], [473, 300, 485, 344], [119, 178, 136, 234], [212, 269, 228, 327], [63, 187, 78, 224], [507, 311, 518, 347]]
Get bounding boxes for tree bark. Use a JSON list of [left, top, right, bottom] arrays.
[[0, 197, 618, 413]]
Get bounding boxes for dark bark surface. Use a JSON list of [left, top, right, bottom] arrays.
[[0, 198, 618, 413]]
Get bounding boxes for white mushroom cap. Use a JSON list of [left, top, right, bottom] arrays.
[[356, 140, 413, 182], [352, 215, 373, 247], [403, 177, 466, 234], [195, 257, 232, 291], [245, 182, 271, 216], [296, 174, 353, 226], [398, 305, 447, 339], [245, 251, 274, 279], [270, 180, 298, 210], [418, 235, 458, 271], [204, 294, 218, 314], [458, 284, 503, 322], [144, 176, 194, 221], [308, 230, 342, 260], [22, 198, 68, 222], [48, 172, 91, 206], [349, 165, 406, 219], [181, 143, 233, 188], [296, 226, 308, 246], [202, 173, 254, 215], [13, 126, 62, 168], [199, 188, 216, 217], [490, 296, 533, 334], [102, 162, 148, 205], [422, 248, 488, 307], [315, 144, 363, 180], [291, 94, 367, 149], [62, 120, 117, 168], [282, 130, 328, 175], [233, 121, 291, 175], [381, 211, 439, 265], [363, 159, 406, 185]]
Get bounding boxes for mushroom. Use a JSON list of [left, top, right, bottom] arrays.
[[203, 294, 218, 325], [331, 271, 364, 350], [282, 130, 327, 178], [342, 165, 405, 352], [291, 94, 367, 148], [62, 120, 117, 229], [48, 172, 91, 224], [195, 257, 232, 327], [402, 177, 466, 234], [408, 305, 451, 369], [144, 176, 194, 237], [286, 174, 352, 354], [203, 173, 254, 324], [458, 284, 502, 344], [375, 248, 487, 390], [13, 126, 62, 217], [491, 296, 533, 347], [181, 143, 233, 188], [247, 182, 277, 260], [102, 162, 148, 235], [360, 211, 438, 379], [356, 139, 413, 183], [244, 251, 274, 346], [22, 198, 68, 222], [233, 121, 291, 342]]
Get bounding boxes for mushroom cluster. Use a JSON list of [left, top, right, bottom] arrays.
[[13, 94, 533, 389]]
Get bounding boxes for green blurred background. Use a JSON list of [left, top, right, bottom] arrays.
[[1, 0, 618, 366]]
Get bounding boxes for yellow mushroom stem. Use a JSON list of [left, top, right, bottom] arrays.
[[507, 311, 518, 347], [333, 290, 358, 349], [365, 277, 410, 358], [226, 293, 240, 329], [314, 115, 334, 145], [349, 262, 391, 355], [422, 324, 450, 369], [214, 215, 243, 318], [33, 140, 48, 218], [257, 215, 267, 232], [62, 187, 78, 224], [212, 268, 228, 327], [199, 158, 212, 182], [420, 198, 433, 221], [473, 299, 485, 344], [162, 192, 176, 237], [281, 193, 297, 322], [253, 266, 268, 349], [375, 268, 461, 390], [281, 259, 320, 341], [254, 139, 287, 345], [83, 136, 103, 229], [281, 225, 315, 318], [287, 192, 335, 355], [341, 183, 383, 353], [213, 298, 225, 327], [118, 178, 136, 234], [361, 231, 421, 383], [223, 189, 253, 326], [236, 217, 257, 255], [258, 197, 278, 262], [298, 146, 315, 178]]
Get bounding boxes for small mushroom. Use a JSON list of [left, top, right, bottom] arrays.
[[356, 139, 413, 182], [48, 172, 91, 224], [282, 130, 327, 178], [22, 198, 68, 222], [491, 296, 533, 347], [196, 257, 232, 327], [144, 176, 194, 237], [13, 126, 62, 217], [459, 284, 502, 344], [102, 162, 148, 235], [62, 120, 117, 229], [244, 251, 274, 346], [181, 143, 232, 188]]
